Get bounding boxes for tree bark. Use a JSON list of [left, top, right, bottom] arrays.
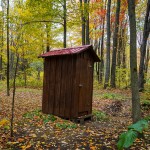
[[110, 0, 121, 88], [80, 0, 85, 45], [10, 54, 19, 137], [46, 24, 50, 52], [145, 43, 149, 80], [63, 0, 67, 48], [138, 0, 150, 90], [104, 0, 111, 89], [128, 0, 141, 123], [7, 0, 10, 96], [99, 17, 105, 83], [85, 0, 90, 45], [0, 8, 4, 80], [0, 55, 2, 80]]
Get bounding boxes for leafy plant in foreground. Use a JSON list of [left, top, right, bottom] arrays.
[[117, 119, 149, 150]]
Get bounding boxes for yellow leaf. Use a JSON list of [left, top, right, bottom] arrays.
[[17, 138, 24, 142], [29, 133, 37, 138], [90, 146, 96, 150], [21, 144, 31, 150], [0, 118, 9, 127]]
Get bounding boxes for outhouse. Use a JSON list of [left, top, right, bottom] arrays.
[[40, 45, 100, 119]]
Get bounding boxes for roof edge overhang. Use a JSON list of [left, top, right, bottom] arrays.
[[39, 45, 100, 62]]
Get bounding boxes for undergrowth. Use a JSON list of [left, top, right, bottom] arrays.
[[92, 110, 108, 121]]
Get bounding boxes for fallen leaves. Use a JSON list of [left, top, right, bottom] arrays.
[[0, 118, 9, 127], [0, 88, 149, 149]]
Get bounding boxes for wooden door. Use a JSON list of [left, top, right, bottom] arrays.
[[78, 54, 94, 116]]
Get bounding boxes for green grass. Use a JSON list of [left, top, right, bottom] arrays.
[[92, 110, 108, 121], [16, 88, 42, 93], [93, 91, 125, 100], [23, 109, 57, 123], [0, 81, 6, 91], [56, 122, 77, 129]]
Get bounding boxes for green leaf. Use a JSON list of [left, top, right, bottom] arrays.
[[4, 125, 10, 130], [23, 113, 33, 119], [117, 130, 138, 150], [128, 120, 149, 133]]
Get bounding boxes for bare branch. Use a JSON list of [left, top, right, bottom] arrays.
[[21, 20, 63, 26]]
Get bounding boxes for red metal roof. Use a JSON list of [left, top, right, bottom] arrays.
[[39, 45, 100, 62]]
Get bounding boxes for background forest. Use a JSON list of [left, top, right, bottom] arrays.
[[0, 0, 149, 90], [0, 0, 150, 149]]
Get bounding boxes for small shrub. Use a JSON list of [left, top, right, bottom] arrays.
[[117, 119, 149, 150], [92, 110, 108, 121], [23, 109, 57, 123], [42, 114, 57, 123], [100, 93, 123, 100], [56, 122, 77, 129], [0, 118, 10, 130], [23, 109, 41, 119]]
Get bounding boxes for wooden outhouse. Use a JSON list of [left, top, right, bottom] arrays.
[[40, 45, 100, 119]]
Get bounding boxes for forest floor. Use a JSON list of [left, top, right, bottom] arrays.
[[0, 86, 150, 150]]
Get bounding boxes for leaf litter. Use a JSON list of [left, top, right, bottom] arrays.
[[0, 88, 149, 149]]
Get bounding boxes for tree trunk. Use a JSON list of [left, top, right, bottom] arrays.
[[99, 0, 106, 83], [0, 9, 4, 80], [110, 0, 121, 88], [128, 0, 141, 123], [138, 0, 150, 90], [0, 55, 2, 80], [63, 0, 67, 48], [10, 54, 19, 137], [99, 18, 105, 83], [104, 0, 111, 89], [10, 52, 14, 79], [85, 0, 90, 45], [80, 0, 85, 45], [7, 0, 10, 96], [145, 43, 149, 80], [46, 24, 50, 52]]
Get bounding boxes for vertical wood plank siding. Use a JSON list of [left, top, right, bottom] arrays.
[[42, 48, 98, 119]]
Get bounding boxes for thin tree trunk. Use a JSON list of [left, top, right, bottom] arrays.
[[63, 0, 67, 48], [10, 54, 19, 137], [110, 0, 121, 88], [80, 0, 85, 45], [7, 0, 10, 96], [138, 0, 150, 90], [85, 0, 90, 45], [10, 52, 14, 79], [0, 55, 2, 80], [104, 0, 111, 89], [46, 24, 50, 52], [122, 28, 126, 69], [145, 43, 149, 80], [99, 19, 105, 83], [117, 27, 122, 67], [99, 0, 106, 83], [128, 0, 141, 123], [0, 13, 3, 80]]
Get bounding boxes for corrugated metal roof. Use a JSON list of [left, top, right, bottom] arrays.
[[39, 45, 100, 62]]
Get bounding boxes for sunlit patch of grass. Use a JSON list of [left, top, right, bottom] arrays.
[[23, 109, 57, 123], [0, 81, 6, 91], [93, 91, 125, 100], [16, 88, 42, 93], [56, 122, 77, 129], [92, 110, 108, 121]]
